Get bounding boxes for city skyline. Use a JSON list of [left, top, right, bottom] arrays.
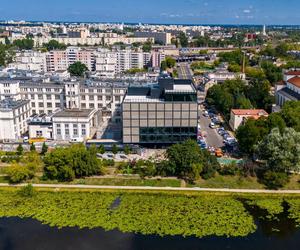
[[2, 0, 300, 25]]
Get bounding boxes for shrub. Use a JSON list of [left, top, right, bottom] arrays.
[[18, 184, 35, 197], [6, 164, 31, 183], [261, 170, 290, 190], [219, 162, 240, 176]]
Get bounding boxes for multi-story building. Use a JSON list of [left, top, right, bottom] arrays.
[[95, 48, 151, 75], [45, 47, 95, 72], [0, 78, 127, 122], [9, 51, 46, 72], [122, 76, 198, 145], [0, 98, 31, 141], [134, 31, 172, 45], [28, 113, 53, 139], [52, 109, 101, 141]]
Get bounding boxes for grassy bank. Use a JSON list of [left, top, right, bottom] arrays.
[[1, 187, 300, 238]]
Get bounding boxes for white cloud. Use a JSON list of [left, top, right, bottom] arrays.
[[243, 9, 251, 14]]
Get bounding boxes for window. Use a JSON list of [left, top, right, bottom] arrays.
[[55, 95, 60, 100], [115, 96, 120, 102], [97, 89, 102, 93], [97, 95, 102, 101], [89, 103, 94, 108], [73, 129, 78, 136], [89, 89, 94, 93], [55, 103, 60, 108], [65, 124, 69, 128], [81, 95, 86, 101], [98, 103, 102, 108], [39, 103, 44, 108], [56, 129, 61, 135], [31, 102, 36, 107], [38, 94, 43, 100], [89, 95, 94, 101], [47, 103, 52, 108], [82, 129, 86, 136], [73, 124, 78, 128], [65, 129, 70, 136]]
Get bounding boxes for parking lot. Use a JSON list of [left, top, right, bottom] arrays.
[[197, 104, 238, 155]]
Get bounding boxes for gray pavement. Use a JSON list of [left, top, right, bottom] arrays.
[[2, 183, 300, 194], [177, 63, 193, 79], [198, 108, 224, 149]]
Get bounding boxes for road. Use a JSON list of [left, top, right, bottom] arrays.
[[198, 108, 224, 149], [2, 183, 300, 194], [177, 63, 193, 79]]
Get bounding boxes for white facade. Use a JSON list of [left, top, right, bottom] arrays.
[[95, 49, 117, 77], [9, 51, 47, 72], [0, 99, 31, 141], [52, 109, 101, 141]]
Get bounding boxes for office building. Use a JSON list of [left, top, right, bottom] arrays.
[[122, 76, 198, 145]]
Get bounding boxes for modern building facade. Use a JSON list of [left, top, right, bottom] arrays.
[[122, 76, 198, 145]]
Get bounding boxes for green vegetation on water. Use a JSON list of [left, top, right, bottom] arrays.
[[2, 188, 300, 238]]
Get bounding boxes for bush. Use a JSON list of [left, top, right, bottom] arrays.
[[6, 164, 31, 183], [18, 184, 35, 197], [219, 162, 240, 176], [261, 170, 290, 190]]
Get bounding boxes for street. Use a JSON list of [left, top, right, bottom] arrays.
[[177, 63, 193, 79], [198, 107, 224, 149]]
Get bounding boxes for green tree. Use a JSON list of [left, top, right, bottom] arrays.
[[124, 145, 131, 155], [41, 142, 48, 155], [178, 32, 188, 47], [68, 61, 88, 77], [255, 128, 300, 173], [261, 61, 283, 85], [236, 118, 268, 155], [112, 144, 119, 154], [142, 41, 152, 52], [13, 38, 34, 50], [261, 170, 289, 190], [0, 44, 15, 66], [98, 144, 105, 154], [280, 101, 300, 131], [30, 143, 36, 152], [18, 184, 35, 197], [43, 40, 67, 51], [6, 164, 31, 184], [16, 144, 24, 156]]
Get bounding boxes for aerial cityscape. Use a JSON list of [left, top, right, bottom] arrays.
[[1, 1, 300, 250]]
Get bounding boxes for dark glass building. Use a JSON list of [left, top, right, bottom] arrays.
[[122, 75, 198, 145]]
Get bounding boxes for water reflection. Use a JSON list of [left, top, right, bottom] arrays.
[[1, 216, 300, 250]]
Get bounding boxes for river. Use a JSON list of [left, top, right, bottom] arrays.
[[0, 215, 300, 250]]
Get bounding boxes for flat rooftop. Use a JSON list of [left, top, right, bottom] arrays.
[[0, 98, 29, 110], [52, 109, 95, 118]]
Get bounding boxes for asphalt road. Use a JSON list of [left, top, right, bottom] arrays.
[[177, 63, 193, 79], [198, 108, 224, 149]]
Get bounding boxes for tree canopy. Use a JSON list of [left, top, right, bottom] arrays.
[[68, 61, 88, 77]]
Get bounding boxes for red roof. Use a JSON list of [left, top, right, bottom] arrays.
[[287, 76, 300, 88], [285, 70, 300, 76], [231, 109, 268, 117]]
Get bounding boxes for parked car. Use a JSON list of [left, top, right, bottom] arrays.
[[209, 122, 217, 129]]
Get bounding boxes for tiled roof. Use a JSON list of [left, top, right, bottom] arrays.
[[231, 109, 268, 116], [287, 76, 300, 88]]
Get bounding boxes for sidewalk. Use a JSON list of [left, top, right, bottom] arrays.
[[2, 183, 300, 194]]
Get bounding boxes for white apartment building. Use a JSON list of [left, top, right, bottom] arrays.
[[0, 99, 31, 141], [52, 109, 101, 141], [95, 49, 117, 78], [0, 78, 127, 122], [9, 51, 47, 72], [28, 113, 53, 139]]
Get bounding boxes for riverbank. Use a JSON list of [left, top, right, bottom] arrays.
[[0, 186, 300, 239]]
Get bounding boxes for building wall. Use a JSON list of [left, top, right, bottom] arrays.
[[122, 102, 198, 144]]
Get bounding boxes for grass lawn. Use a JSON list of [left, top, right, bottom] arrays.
[[73, 178, 181, 187], [188, 174, 264, 189]]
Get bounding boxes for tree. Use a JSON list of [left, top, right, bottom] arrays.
[[0, 44, 14, 66], [260, 170, 289, 190], [68, 61, 88, 77], [6, 164, 31, 184], [261, 61, 283, 85], [166, 139, 220, 182], [30, 143, 36, 152], [142, 41, 152, 52], [178, 32, 188, 47], [280, 101, 300, 131], [18, 184, 35, 197], [98, 144, 105, 154], [236, 118, 268, 155], [16, 144, 24, 156], [112, 144, 119, 154], [124, 145, 131, 155], [43, 40, 67, 51], [41, 142, 48, 155], [255, 128, 300, 173], [13, 38, 34, 50]]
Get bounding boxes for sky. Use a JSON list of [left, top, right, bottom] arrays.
[[1, 0, 300, 25]]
